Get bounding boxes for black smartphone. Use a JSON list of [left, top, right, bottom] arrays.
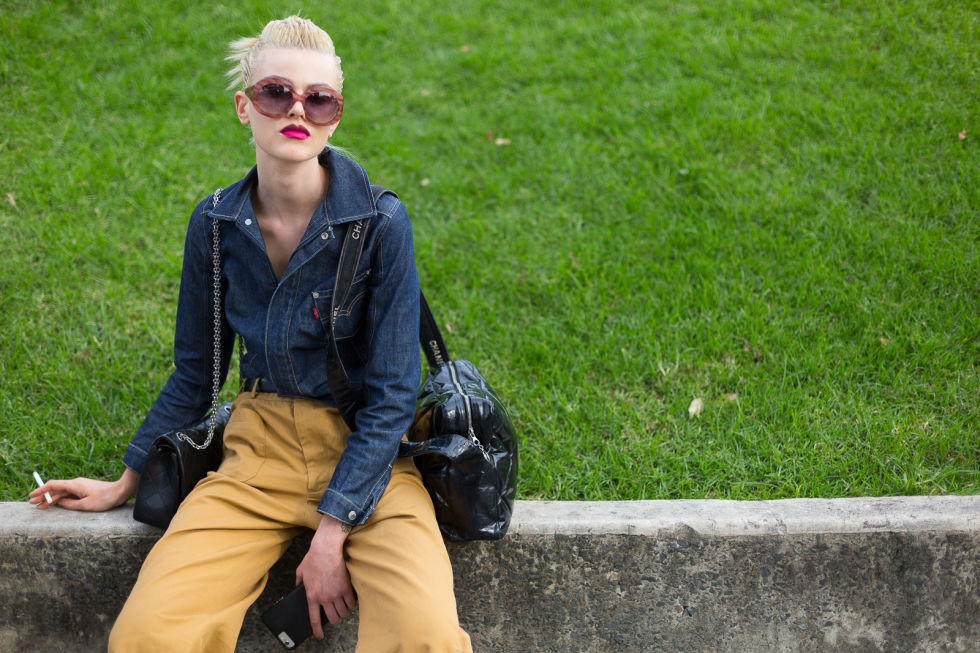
[[261, 583, 325, 650]]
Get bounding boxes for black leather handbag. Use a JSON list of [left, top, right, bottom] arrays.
[[133, 189, 231, 530], [325, 186, 518, 541], [399, 297, 518, 541], [132, 403, 232, 529]]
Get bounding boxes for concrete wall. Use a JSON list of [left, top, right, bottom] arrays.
[[1, 497, 977, 652]]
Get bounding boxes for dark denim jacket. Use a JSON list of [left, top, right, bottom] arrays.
[[124, 149, 421, 527]]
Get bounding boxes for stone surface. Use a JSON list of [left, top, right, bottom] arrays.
[[1, 497, 977, 652]]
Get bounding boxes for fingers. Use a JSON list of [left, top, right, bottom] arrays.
[[304, 592, 353, 639], [29, 483, 68, 508], [58, 497, 91, 511], [307, 593, 325, 639], [323, 601, 342, 627], [344, 591, 357, 612]]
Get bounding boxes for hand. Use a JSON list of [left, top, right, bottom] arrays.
[[28, 468, 140, 512], [295, 515, 356, 638]]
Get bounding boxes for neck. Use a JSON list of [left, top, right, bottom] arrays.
[[252, 151, 328, 223]]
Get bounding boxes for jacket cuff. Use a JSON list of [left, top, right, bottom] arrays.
[[122, 444, 148, 476], [316, 489, 365, 526]]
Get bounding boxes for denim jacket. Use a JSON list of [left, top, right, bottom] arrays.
[[124, 149, 421, 527]]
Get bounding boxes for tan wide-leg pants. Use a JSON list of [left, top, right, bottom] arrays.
[[109, 391, 472, 652]]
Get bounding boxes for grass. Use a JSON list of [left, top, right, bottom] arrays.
[[0, 0, 977, 503]]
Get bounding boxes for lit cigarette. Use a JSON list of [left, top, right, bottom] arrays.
[[32, 471, 53, 504]]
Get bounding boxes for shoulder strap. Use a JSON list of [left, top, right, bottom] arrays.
[[419, 293, 450, 369], [326, 219, 367, 431], [179, 188, 225, 450], [324, 184, 399, 431], [368, 185, 450, 369], [325, 184, 452, 430]]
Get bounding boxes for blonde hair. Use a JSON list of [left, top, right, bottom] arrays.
[[226, 15, 343, 91]]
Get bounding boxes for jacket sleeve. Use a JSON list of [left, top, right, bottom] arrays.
[[316, 197, 421, 526], [123, 202, 235, 474]]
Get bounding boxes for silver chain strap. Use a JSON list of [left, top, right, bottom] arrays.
[[177, 188, 223, 450]]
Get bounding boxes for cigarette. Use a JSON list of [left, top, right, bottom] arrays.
[[32, 471, 53, 504]]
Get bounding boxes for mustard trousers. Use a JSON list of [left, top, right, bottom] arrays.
[[109, 391, 472, 652]]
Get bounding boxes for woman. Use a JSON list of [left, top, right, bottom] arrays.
[[29, 15, 471, 652]]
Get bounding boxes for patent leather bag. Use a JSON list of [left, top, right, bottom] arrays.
[[400, 296, 519, 541], [133, 189, 231, 530], [325, 185, 518, 541]]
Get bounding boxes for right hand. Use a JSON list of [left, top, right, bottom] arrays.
[[29, 467, 140, 512], [295, 515, 356, 638]]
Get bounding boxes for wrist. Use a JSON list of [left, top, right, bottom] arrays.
[[312, 515, 350, 551], [116, 468, 140, 503]]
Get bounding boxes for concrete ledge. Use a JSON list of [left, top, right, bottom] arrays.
[[1, 497, 978, 652]]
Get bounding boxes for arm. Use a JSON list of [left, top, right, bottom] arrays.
[[315, 199, 421, 527]]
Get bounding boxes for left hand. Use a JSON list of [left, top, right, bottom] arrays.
[[295, 515, 356, 639]]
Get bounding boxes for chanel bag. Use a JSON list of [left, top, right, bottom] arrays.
[[399, 296, 518, 541], [133, 189, 231, 530], [325, 185, 518, 541], [132, 403, 232, 529]]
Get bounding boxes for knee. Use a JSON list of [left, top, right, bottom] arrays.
[[378, 602, 471, 652], [108, 597, 178, 653]]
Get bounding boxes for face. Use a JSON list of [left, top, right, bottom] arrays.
[[234, 47, 343, 165]]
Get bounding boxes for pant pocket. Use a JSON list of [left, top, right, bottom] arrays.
[[217, 399, 269, 483], [296, 403, 350, 495]]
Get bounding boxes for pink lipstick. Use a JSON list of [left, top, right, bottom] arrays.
[[281, 124, 310, 140]]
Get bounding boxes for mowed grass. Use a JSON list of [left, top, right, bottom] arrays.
[[0, 1, 977, 502]]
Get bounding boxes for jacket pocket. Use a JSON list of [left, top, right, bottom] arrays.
[[312, 271, 371, 363]]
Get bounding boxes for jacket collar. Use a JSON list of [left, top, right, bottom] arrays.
[[208, 148, 376, 228]]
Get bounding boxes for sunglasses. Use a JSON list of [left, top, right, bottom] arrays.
[[245, 76, 343, 126]]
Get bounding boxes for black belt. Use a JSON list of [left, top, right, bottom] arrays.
[[240, 377, 279, 394]]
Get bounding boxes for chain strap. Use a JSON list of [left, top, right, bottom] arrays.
[[177, 188, 224, 450]]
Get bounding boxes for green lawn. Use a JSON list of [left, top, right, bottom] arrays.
[[1, 0, 977, 502]]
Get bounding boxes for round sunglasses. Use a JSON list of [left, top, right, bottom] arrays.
[[245, 76, 343, 126]]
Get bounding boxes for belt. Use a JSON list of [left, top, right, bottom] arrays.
[[240, 377, 279, 394]]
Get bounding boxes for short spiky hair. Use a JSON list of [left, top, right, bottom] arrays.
[[226, 15, 343, 91]]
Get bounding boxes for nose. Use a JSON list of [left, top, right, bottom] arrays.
[[287, 98, 305, 119]]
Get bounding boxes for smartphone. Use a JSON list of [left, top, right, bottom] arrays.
[[261, 583, 325, 650]]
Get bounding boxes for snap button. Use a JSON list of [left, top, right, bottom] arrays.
[[321, 232, 329, 240], [244, 219, 252, 226], [312, 292, 320, 299], [348, 511, 356, 521]]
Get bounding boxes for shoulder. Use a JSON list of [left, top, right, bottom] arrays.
[[373, 188, 405, 220], [187, 170, 254, 226], [371, 189, 412, 244]]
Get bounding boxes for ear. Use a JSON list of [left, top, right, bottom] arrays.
[[324, 117, 341, 140], [234, 91, 251, 125]]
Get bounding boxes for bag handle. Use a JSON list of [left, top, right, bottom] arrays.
[[419, 291, 450, 369], [324, 184, 395, 430], [325, 184, 450, 429], [326, 217, 368, 431], [178, 188, 225, 450]]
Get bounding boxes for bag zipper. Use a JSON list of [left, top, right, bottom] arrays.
[[446, 361, 489, 460]]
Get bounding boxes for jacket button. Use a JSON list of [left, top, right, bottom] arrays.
[[348, 511, 357, 521], [321, 232, 329, 240], [312, 292, 319, 299], [244, 219, 252, 226]]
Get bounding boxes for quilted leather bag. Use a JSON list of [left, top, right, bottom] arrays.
[[132, 403, 232, 529]]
